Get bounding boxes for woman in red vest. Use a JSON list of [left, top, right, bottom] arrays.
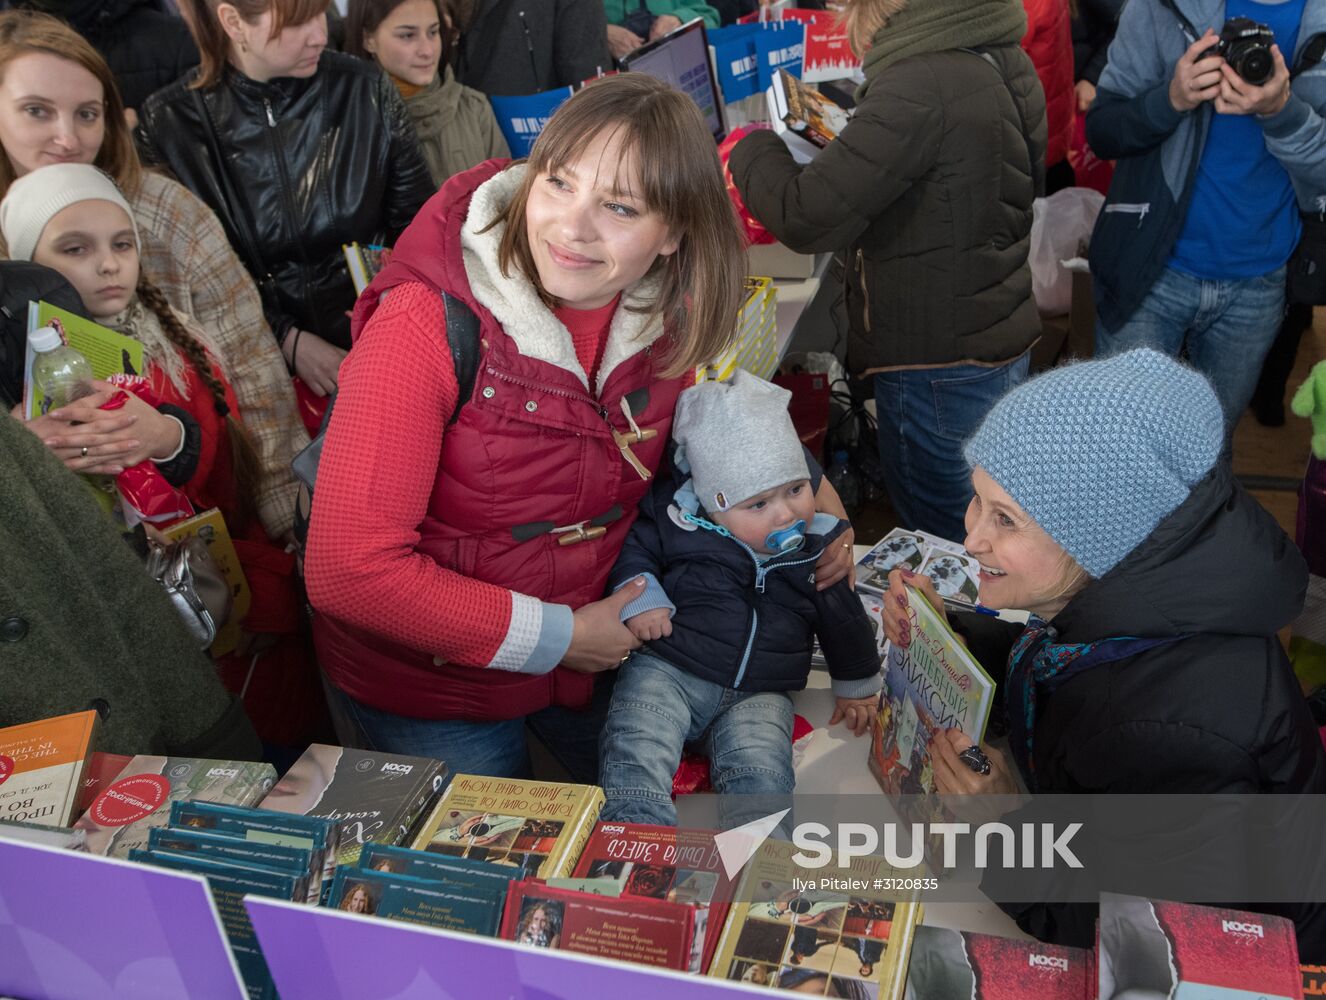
[[305, 75, 857, 781]]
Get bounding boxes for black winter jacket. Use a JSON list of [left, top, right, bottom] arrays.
[[954, 463, 1326, 957], [455, 0, 611, 97], [729, 44, 1045, 373], [17, 0, 199, 111], [136, 53, 433, 349], [609, 479, 881, 695]]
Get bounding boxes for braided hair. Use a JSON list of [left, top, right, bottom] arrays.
[[137, 276, 260, 533]]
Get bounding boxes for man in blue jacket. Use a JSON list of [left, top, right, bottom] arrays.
[[1086, 0, 1326, 432]]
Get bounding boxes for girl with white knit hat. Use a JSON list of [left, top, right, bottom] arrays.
[[1, 162, 259, 527]]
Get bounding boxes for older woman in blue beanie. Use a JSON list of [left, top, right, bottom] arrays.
[[882, 348, 1326, 950]]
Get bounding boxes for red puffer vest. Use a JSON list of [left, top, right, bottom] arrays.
[[317, 160, 688, 720]]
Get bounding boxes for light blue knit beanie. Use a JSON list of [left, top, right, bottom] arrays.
[[963, 349, 1223, 578]]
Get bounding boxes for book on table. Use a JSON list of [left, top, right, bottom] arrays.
[[902, 924, 1090, 999], [0, 709, 99, 827], [410, 773, 603, 880]]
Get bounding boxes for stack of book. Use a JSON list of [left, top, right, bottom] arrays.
[[698, 276, 778, 384], [132, 801, 337, 1000]]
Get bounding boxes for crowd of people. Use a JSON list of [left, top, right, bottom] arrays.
[[1, 0, 1324, 962]]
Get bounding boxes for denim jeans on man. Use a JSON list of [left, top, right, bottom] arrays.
[[599, 650, 795, 829], [874, 354, 1030, 541], [321, 672, 613, 784], [1095, 266, 1287, 432]]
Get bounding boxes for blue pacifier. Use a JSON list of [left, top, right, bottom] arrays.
[[765, 519, 807, 555]]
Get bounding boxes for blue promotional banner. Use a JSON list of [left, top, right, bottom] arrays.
[[755, 20, 806, 89], [489, 86, 575, 158], [708, 23, 760, 104]]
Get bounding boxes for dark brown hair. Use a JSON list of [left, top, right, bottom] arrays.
[[491, 74, 745, 378], [178, 0, 331, 90], [345, 0, 456, 66], [0, 11, 141, 199], [138, 276, 260, 532]]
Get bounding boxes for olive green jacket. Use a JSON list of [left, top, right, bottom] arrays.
[[406, 66, 510, 189], [0, 415, 260, 759]]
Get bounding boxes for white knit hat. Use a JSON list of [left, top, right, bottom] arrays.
[[0, 163, 138, 262]]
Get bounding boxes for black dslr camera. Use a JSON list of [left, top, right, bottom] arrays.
[[1207, 17, 1277, 85]]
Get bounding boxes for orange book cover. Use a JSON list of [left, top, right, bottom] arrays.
[[0, 710, 99, 827]]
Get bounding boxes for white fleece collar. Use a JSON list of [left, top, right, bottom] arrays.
[[460, 164, 667, 394]]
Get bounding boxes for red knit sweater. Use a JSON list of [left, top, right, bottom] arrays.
[[304, 283, 619, 665]]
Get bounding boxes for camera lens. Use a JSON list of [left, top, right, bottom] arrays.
[[1238, 46, 1274, 84]]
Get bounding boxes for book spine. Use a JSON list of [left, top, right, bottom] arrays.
[[392, 768, 445, 849], [546, 788, 604, 879]]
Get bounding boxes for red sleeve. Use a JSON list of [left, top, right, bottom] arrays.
[[304, 283, 516, 666]]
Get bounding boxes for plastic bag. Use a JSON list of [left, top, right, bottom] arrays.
[[1029, 187, 1105, 317], [102, 375, 195, 527], [1067, 114, 1114, 196], [718, 124, 777, 247]]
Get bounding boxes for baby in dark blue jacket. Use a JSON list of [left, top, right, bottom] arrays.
[[599, 371, 882, 828]]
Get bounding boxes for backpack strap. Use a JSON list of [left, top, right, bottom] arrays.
[[290, 291, 481, 549]]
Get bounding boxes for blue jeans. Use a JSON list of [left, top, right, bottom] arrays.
[[873, 354, 1030, 541], [322, 673, 613, 784], [1095, 265, 1286, 431], [599, 651, 794, 829]]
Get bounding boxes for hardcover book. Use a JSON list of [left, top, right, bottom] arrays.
[[359, 843, 516, 900], [75, 756, 276, 858], [410, 774, 603, 880], [708, 838, 922, 999], [149, 825, 317, 903], [170, 800, 339, 902], [74, 751, 131, 818], [868, 591, 995, 870], [22, 301, 144, 419], [258, 744, 447, 867], [1099, 893, 1303, 1000], [572, 822, 738, 973], [499, 879, 696, 970], [766, 68, 850, 163], [903, 925, 1089, 999], [342, 242, 386, 296], [328, 865, 505, 936], [131, 847, 304, 1000], [0, 710, 99, 827]]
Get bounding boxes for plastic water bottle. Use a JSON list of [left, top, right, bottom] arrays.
[[30, 325, 94, 414], [826, 449, 860, 509]]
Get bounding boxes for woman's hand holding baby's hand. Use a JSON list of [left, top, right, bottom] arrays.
[[830, 695, 877, 737], [625, 607, 672, 642]]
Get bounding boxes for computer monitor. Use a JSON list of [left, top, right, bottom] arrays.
[[621, 19, 727, 143]]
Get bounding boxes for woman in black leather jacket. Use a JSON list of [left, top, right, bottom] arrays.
[[136, 0, 434, 396]]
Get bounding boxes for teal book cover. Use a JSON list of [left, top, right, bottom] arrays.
[[130, 847, 303, 1000], [329, 866, 504, 937], [359, 843, 516, 897], [149, 826, 317, 903]]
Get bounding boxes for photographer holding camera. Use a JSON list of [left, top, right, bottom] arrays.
[[1086, 0, 1326, 435]]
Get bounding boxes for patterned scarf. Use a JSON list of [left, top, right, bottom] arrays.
[[1006, 617, 1181, 790]]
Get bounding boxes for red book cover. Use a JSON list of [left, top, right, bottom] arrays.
[[904, 925, 1089, 999], [499, 879, 695, 971], [1100, 893, 1303, 1000], [571, 822, 735, 974]]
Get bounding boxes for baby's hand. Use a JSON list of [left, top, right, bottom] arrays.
[[625, 607, 673, 642], [830, 695, 878, 737]]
